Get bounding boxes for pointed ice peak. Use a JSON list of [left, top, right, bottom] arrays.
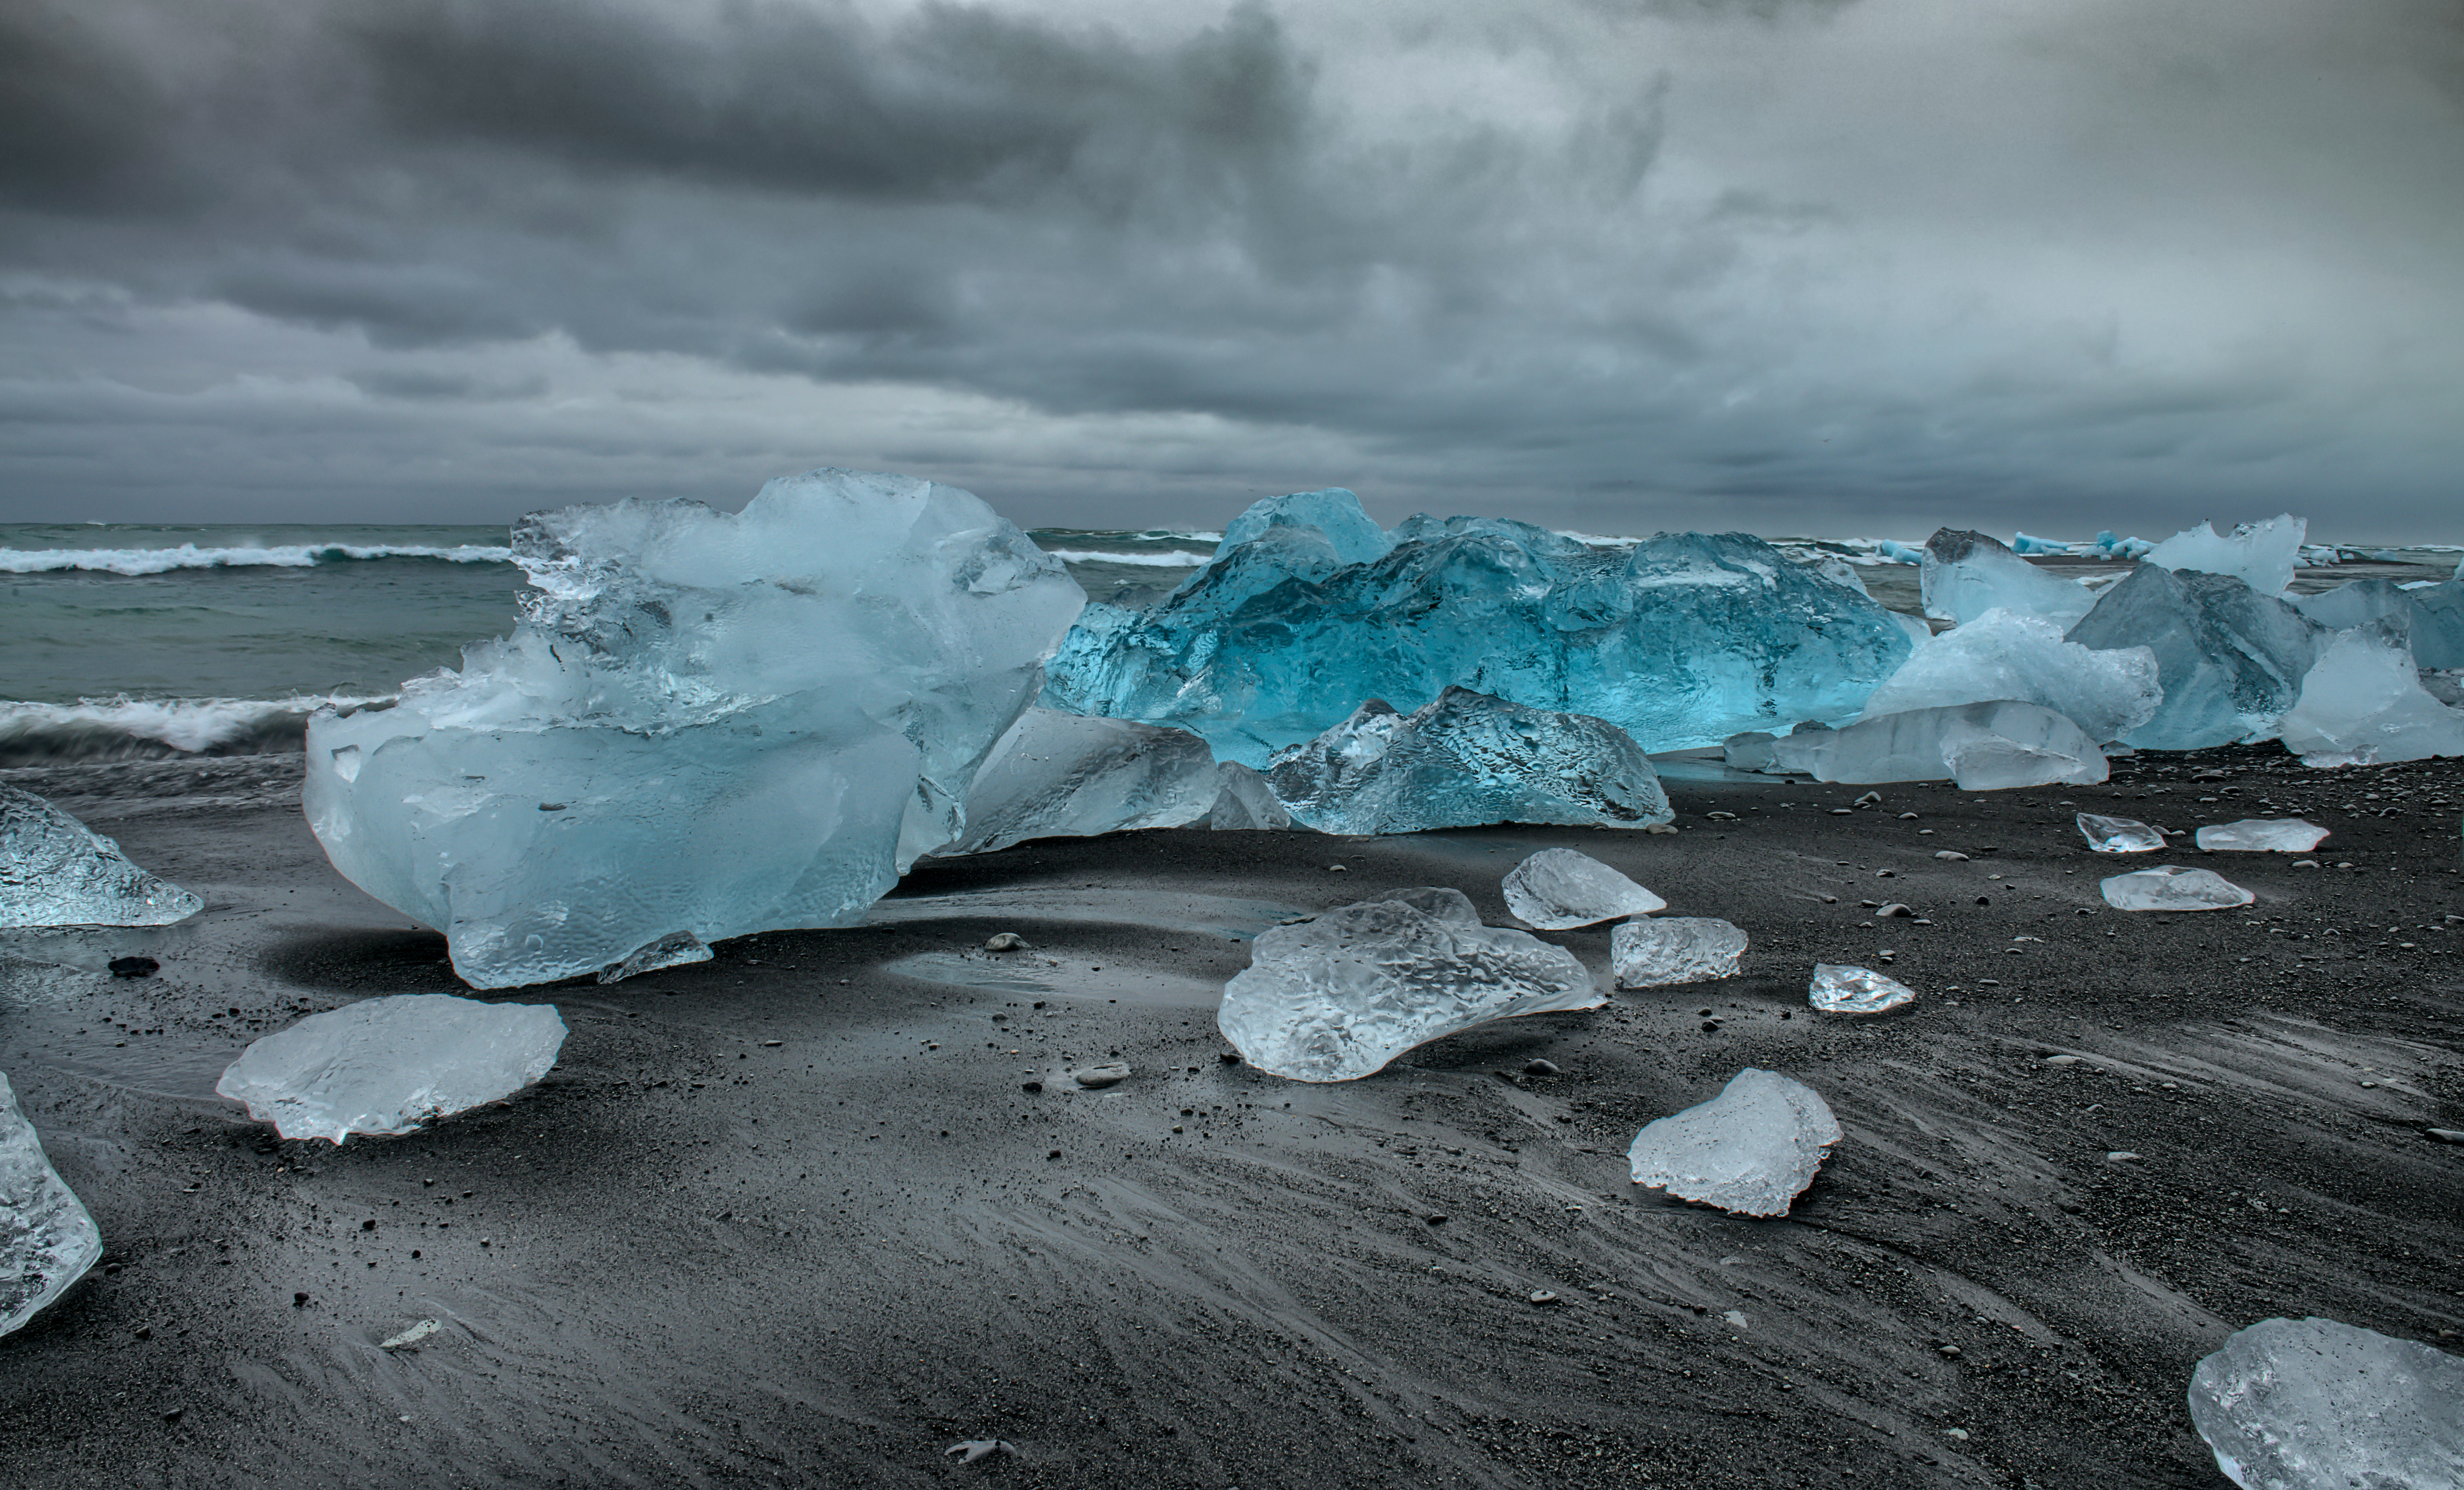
[[2, 786, 202, 929], [2142, 514, 2304, 596]]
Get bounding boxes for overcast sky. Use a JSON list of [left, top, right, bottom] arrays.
[[2, 0, 2458, 539]]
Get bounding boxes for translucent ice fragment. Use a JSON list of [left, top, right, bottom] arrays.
[[1, 785, 202, 929], [1722, 730, 1778, 772], [1808, 554, 1870, 597], [2077, 813, 2164, 853], [2278, 623, 2464, 767], [1218, 488, 1394, 568], [1502, 848, 1666, 929], [1611, 918, 1747, 988], [1809, 963, 1916, 1015], [1217, 894, 1602, 1082], [2141, 514, 2304, 596], [2186, 1316, 2463, 1490], [1920, 529, 2096, 627], [1205, 762, 1294, 830], [597, 929, 710, 984], [1771, 701, 2105, 790], [215, 994, 569, 1143], [1625, 1068, 1841, 1217], [1860, 609, 2162, 744], [2, 1069, 102, 1337], [1265, 687, 1672, 834], [2194, 819, 2328, 853], [2100, 866, 2254, 912], [2064, 565, 2324, 751], [943, 709, 1220, 856], [2289, 578, 2464, 671]]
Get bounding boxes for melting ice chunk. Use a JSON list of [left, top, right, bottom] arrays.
[[1265, 687, 1672, 834], [1809, 964, 1917, 1015], [1859, 609, 2162, 744], [2100, 865, 2254, 912], [2141, 514, 2305, 596], [2195, 819, 2329, 853], [1920, 529, 2097, 627], [1771, 701, 2105, 789], [2, 1069, 102, 1338], [2186, 1316, 2463, 1490], [1218, 488, 1395, 568], [1216, 893, 1602, 1082], [944, 709, 1221, 856], [216, 994, 569, 1143], [2277, 623, 2464, 767], [2, 786, 201, 929], [1502, 848, 1666, 929], [1611, 918, 1747, 988], [2077, 813, 2164, 853], [1626, 1068, 1841, 1217], [2064, 565, 2322, 751]]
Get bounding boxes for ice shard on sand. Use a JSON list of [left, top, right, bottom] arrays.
[[2, 786, 201, 929], [1611, 918, 1747, 988], [2100, 866, 2254, 912], [1771, 700, 2105, 790], [2186, 1316, 2462, 1490], [2195, 819, 2328, 853], [2, 1069, 102, 1338], [1501, 848, 1665, 929], [2076, 814, 2164, 853], [216, 994, 569, 1144], [1626, 1068, 1841, 1217], [1809, 964, 1917, 1015]]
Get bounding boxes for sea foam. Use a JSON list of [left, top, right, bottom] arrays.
[[0, 543, 515, 575]]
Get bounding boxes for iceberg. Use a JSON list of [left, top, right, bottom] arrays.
[[941, 709, 1220, 856], [303, 470, 1086, 989], [1501, 848, 1665, 929], [2100, 865, 2253, 912], [2186, 1316, 2463, 1490], [2195, 819, 2328, 853], [1218, 488, 1394, 568], [1264, 687, 1672, 835], [2, 785, 201, 929], [216, 994, 569, 1144], [1919, 529, 2096, 628], [2010, 532, 2083, 556], [2278, 623, 2464, 767], [3, 1069, 102, 1338], [1771, 700, 2105, 790], [2095, 531, 2156, 560], [1808, 964, 1917, 1015], [1858, 609, 2162, 744], [1610, 917, 1747, 988], [2077, 813, 2164, 853], [1217, 890, 1602, 1082], [1205, 763, 1294, 830], [1626, 1068, 1841, 1217], [2063, 564, 2323, 751], [2142, 514, 2304, 595]]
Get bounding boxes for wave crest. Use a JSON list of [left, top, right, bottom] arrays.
[[0, 694, 393, 767], [0, 543, 515, 576]]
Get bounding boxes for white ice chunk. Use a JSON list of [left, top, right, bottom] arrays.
[[1860, 609, 2162, 744], [1611, 917, 1747, 988], [2100, 865, 2254, 912], [2142, 514, 2305, 595], [2, 785, 201, 929], [2278, 623, 2464, 767], [303, 470, 1085, 989], [1502, 848, 1666, 929], [2077, 813, 2164, 853], [1205, 763, 1294, 830], [1217, 893, 1602, 1082], [2196, 819, 2328, 853], [215, 994, 569, 1144], [1771, 701, 2105, 790], [1809, 963, 1917, 1015], [2187, 1316, 2463, 1490], [1920, 529, 2096, 627], [2, 1069, 102, 1338], [943, 709, 1220, 856], [1625, 1068, 1841, 1217]]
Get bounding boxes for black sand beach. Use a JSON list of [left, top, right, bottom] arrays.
[[2, 749, 2458, 1488]]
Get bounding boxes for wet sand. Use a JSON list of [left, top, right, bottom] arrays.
[[2, 748, 2459, 1488]]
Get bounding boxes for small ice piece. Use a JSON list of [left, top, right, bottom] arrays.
[[1502, 848, 1666, 929], [1611, 918, 1747, 988], [2077, 813, 2164, 853], [2141, 514, 2305, 595], [2, 1069, 103, 1338], [1204, 762, 1294, 830], [1919, 529, 2097, 627], [2063, 564, 2324, 751], [1217, 893, 1602, 1082], [942, 709, 1220, 856], [1722, 730, 1779, 771], [215, 994, 569, 1143], [2100, 865, 2254, 912], [2277, 623, 2464, 768], [2195, 819, 2328, 853], [1809, 963, 1917, 1015], [2186, 1316, 2463, 1490], [1858, 609, 2163, 744], [1770, 700, 2105, 790], [1625, 1068, 1841, 1217], [1265, 687, 1672, 834], [2, 785, 202, 929], [597, 929, 710, 985]]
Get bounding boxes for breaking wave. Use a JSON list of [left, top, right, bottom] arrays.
[[0, 543, 516, 576], [0, 694, 393, 767], [1044, 547, 1213, 568]]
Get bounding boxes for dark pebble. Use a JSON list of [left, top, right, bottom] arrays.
[[1021, 1080, 1043, 1093], [108, 956, 160, 978], [1522, 1059, 1561, 1077]]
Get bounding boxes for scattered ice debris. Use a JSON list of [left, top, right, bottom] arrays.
[[597, 930, 709, 985], [945, 1440, 1019, 1465], [1205, 762, 1294, 830], [2196, 819, 2329, 853], [215, 994, 569, 1144], [2186, 1316, 2463, 1490], [2, 1069, 102, 1338], [2277, 623, 2464, 767], [380, 1318, 443, 1351], [1502, 848, 1666, 929], [2063, 565, 2323, 752], [1264, 688, 1672, 834], [1, 785, 202, 929], [1808, 964, 1917, 1015], [303, 469, 1084, 989], [2077, 813, 2165, 854], [1771, 700, 2105, 789], [942, 709, 1220, 856], [1920, 529, 2097, 628], [2141, 514, 2304, 596], [1611, 918, 1748, 989], [1626, 1068, 1841, 1217], [1858, 609, 2162, 745], [2099, 866, 2254, 912], [1217, 891, 1601, 1082]]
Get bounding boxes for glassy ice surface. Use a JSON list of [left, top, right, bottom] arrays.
[[217, 994, 569, 1144], [943, 709, 1220, 856], [1860, 609, 2162, 744], [303, 469, 1086, 989], [2, 1068, 102, 1338], [2186, 1316, 2463, 1490], [2278, 623, 2464, 767], [1611, 918, 1747, 988], [2077, 813, 2165, 853], [1919, 529, 2097, 628], [1264, 687, 1672, 834], [1206, 763, 1294, 830], [1722, 730, 1779, 771], [1217, 894, 1602, 1082], [1502, 848, 1666, 929], [2065, 565, 2323, 751], [1, 785, 201, 929], [2142, 514, 2304, 596], [1218, 488, 1395, 568], [597, 929, 710, 985], [1771, 700, 2105, 789], [2196, 819, 2329, 853], [1626, 1068, 1841, 1217], [2101, 865, 2254, 912], [1809, 964, 1917, 1015]]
